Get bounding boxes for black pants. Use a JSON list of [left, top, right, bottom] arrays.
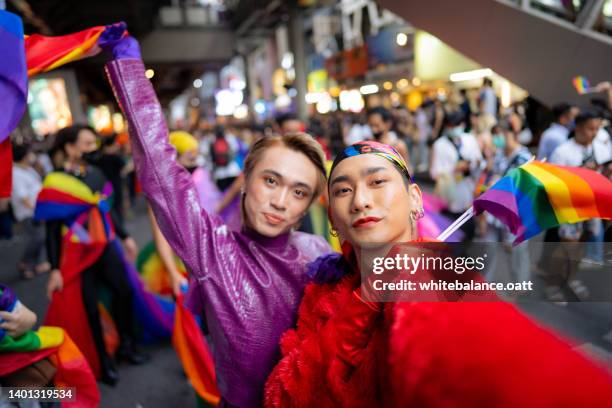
[[537, 227, 560, 272], [81, 243, 134, 361], [20, 218, 46, 268]]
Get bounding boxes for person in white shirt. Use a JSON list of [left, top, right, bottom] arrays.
[[545, 110, 610, 301], [344, 114, 372, 146], [478, 78, 498, 123], [550, 110, 611, 167], [11, 144, 49, 279], [430, 111, 483, 240], [537, 103, 578, 160]]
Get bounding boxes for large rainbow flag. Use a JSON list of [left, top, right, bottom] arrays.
[[0, 16, 127, 198], [473, 161, 612, 244]]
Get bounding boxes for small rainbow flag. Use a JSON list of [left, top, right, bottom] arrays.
[[572, 75, 592, 95], [473, 161, 612, 244]]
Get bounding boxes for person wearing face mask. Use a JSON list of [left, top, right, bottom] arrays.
[[95, 133, 128, 225], [103, 33, 331, 407], [41, 125, 148, 386], [480, 114, 533, 286], [11, 143, 49, 279], [543, 110, 612, 301], [367, 107, 411, 171], [264, 141, 612, 408], [430, 111, 483, 240]]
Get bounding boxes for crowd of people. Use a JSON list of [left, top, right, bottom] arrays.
[[1, 32, 612, 407]]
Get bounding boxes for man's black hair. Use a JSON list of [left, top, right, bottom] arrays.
[[443, 110, 466, 127], [551, 103, 574, 122], [366, 106, 392, 123], [575, 108, 601, 126], [12, 143, 31, 163], [53, 125, 95, 154], [275, 113, 299, 127]]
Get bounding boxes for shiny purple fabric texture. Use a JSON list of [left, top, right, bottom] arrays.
[[105, 59, 331, 407]]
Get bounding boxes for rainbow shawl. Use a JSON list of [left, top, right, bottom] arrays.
[[35, 172, 174, 375], [0, 285, 99, 407], [35, 172, 117, 378], [473, 161, 612, 244]]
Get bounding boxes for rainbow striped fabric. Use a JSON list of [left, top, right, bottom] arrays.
[[0, 11, 27, 197], [0, 19, 127, 198], [0, 284, 99, 407], [572, 75, 591, 95], [473, 161, 612, 244], [25, 25, 112, 76], [35, 172, 115, 245], [173, 294, 221, 405]]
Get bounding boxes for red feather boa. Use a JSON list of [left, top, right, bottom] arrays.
[[265, 258, 612, 407]]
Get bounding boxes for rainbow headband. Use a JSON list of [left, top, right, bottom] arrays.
[[329, 141, 411, 185]]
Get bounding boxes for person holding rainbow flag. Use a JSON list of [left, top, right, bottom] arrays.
[[0, 284, 100, 406], [264, 141, 612, 407], [39, 125, 150, 386]]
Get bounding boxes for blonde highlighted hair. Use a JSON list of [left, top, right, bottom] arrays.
[[241, 132, 327, 223]]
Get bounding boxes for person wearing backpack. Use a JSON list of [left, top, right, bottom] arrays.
[[210, 124, 242, 191]]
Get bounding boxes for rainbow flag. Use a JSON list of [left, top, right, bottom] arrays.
[[173, 294, 221, 405], [0, 11, 27, 198], [137, 241, 188, 297], [0, 21, 127, 198], [473, 161, 612, 244], [572, 75, 591, 95], [0, 285, 99, 407], [25, 25, 117, 76], [35, 172, 114, 224]]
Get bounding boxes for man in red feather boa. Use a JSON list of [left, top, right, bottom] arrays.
[[264, 141, 612, 407]]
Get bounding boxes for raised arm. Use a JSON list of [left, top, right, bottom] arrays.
[[105, 57, 219, 277]]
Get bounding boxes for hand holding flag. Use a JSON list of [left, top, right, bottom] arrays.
[[438, 161, 612, 245]]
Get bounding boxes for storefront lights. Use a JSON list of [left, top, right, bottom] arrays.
[[397, 79, 409, 89], [359, 84, 379, 95], [145, 69, 155, 79], [383, 81, 393, 91], [193, 78, 203, 88], [449, 68, 493, 82], [396, 32, 408, 47], [339, 89, 365, 113], [233, 104, 249, 119]]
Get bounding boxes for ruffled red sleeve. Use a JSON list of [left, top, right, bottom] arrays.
[[387, 302, 612, 407]]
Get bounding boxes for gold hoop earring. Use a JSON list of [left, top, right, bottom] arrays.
[[330, 228, 339, 237]]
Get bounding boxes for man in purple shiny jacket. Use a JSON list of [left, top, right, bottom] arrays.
[[103, 30, 331, 407]]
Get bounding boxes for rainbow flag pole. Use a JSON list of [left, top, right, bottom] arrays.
[[437, 161, 612, 245]]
